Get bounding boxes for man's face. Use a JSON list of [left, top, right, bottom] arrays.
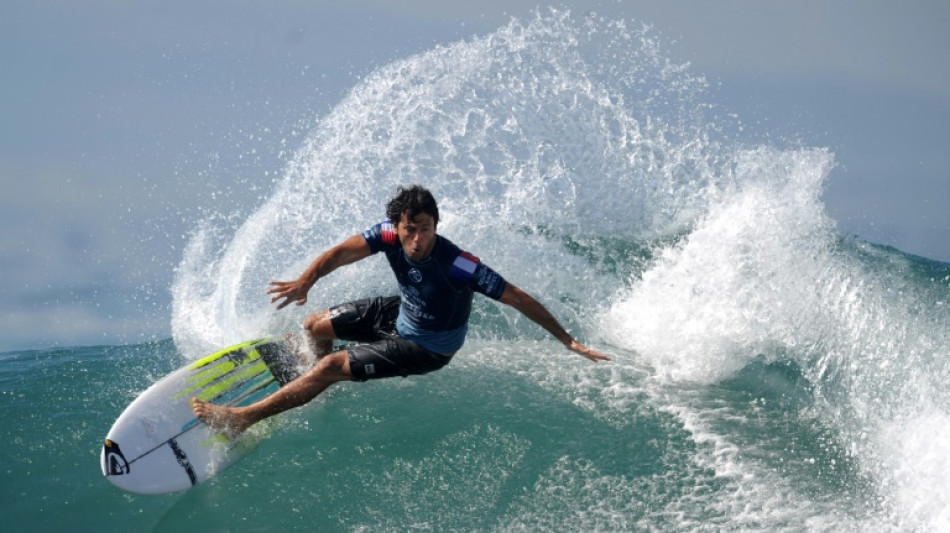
[[396, 211, 437, 261]]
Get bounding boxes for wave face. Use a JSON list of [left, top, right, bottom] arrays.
[[161, 10, 950, 531]]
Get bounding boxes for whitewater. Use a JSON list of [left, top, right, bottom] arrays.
[[3, 10, 950, 532]]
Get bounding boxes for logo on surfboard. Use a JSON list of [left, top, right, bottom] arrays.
[[103, 439, 130, 476]]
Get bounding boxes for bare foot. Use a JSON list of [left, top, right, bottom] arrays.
[[191, 398, 253, 437]]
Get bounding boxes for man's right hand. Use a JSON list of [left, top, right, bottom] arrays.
[[267, 234, 372, 311], [267, 280, 311, 309]]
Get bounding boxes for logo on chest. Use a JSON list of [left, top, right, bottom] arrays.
[[408, 267, 423, 284]]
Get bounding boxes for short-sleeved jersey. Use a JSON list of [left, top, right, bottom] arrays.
[[361, 221, 507, 353]]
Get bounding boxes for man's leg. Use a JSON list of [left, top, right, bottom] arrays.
[[303, 310, 336, 357], [192, 350, 352, 436]]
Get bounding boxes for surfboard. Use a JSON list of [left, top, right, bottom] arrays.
[[100, 337, 305, 494]]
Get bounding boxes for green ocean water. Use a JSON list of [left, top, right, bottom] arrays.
[[5, 249, 949, 532], [0, 334, 876, 531], [5, 10, 950, 532]]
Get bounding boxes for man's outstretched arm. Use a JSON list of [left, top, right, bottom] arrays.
[[498, 283, 610, 362], [267, 234, 372, 309]]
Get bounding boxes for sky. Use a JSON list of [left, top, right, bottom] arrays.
[[2, 0, 948, 351]]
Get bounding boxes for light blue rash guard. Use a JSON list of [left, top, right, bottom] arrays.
[[361, 221, 507, 354]]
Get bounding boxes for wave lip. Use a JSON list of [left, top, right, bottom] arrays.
[[604, 146, 839, 382]]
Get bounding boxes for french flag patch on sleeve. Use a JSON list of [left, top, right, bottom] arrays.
[[450, 251, 479, 281], [381, 221, 397, 246]]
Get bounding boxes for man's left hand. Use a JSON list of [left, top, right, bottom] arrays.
[[568, 340, 611, 363]]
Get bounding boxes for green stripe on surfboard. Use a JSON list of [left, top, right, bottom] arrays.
[[177, 357, 271, 403], [174, 348, 264, 400], [187, 338, 267, 370]]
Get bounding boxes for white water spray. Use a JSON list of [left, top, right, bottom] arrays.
[[171, 10, 950, 531]]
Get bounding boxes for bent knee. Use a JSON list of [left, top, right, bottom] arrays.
[[304, 310, 334, 336]]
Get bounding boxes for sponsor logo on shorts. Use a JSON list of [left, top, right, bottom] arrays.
[[365, 364, 376, 375]]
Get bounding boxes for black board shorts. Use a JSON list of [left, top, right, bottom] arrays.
[[329, 296, 454, 382]]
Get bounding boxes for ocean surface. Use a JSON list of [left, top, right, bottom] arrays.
[[4, 11, 950, 532]]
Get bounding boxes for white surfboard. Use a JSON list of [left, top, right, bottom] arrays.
[[100, 337, 304, 494]]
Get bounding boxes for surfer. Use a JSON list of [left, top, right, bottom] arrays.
[[192, 185, 609, 435]]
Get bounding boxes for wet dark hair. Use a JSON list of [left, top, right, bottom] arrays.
[[386, 185, 439, 227]]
